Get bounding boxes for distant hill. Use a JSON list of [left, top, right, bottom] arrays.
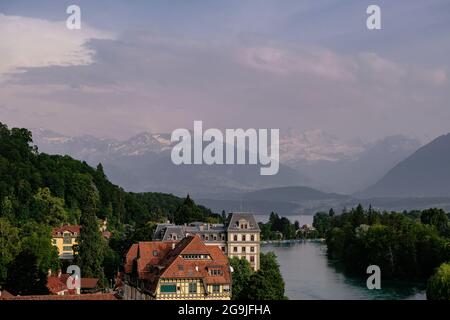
[[359, 133, 450, 198], [244, 186, 348, 202], [197, 186, 350, 215]]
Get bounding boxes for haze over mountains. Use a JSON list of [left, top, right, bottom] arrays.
[[359, 133, 450, 198], [31, 128, 450, 214], [32, 128, 419, 193]]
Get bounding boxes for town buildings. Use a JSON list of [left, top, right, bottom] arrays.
[[121, 235, 232, 300], [51, 225, 80, 260], [51, 221, 111, 260], [154, 213, 261, 271]]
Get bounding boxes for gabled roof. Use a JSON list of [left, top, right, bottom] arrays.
[[124, 235, 231, 294], [226, 213, 260, 231], [52, 225, 81, 237]]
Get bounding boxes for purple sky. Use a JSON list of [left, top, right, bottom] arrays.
[[0, 0, 449, 142]]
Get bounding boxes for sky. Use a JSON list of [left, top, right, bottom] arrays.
[[0, 0, 449, 142]]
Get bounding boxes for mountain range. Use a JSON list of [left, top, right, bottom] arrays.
[[32, 128, 421, 197], [31, 128, 450, 214], [359, 133, 450, 198]]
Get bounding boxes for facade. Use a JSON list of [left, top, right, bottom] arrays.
[[154, 213, 261, 271], [226, 213, 261, 271], [51, 224, 111, 260], [122, 235, 231, 300], [51, 225, 80, 260]]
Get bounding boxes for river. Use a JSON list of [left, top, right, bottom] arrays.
[[255, 214, 427, 300]]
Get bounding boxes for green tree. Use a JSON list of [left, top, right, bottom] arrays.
[[229, 257, 253, 300], [427, 262, 450, 300], [5, 249, 49, 296], [421, 208, 449, 236], [0, 218, 21, 285], [313, 212, 332, 237], [243, 252, 286, 300], [173, 195, 204, 225], [20, 222, 60, 274], [74, 188, 106, 285], [31, 187, 68, 226]]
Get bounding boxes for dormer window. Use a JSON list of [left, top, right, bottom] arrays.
[[209, 268, 222, 276], [153, 250, 158, 257]]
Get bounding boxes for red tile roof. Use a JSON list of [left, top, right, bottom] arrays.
[[52, 225, 81, 237], [0, 290, 14, 299], [123, 235, 231, 294], [81, 278, 99, 289], [47, 276, 69, 294], [2, 293, 118, 300], [46, 275, 99, 294]]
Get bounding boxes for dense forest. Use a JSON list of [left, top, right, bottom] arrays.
[[259, 212, 318, 240], [313, 205, 450, 299], [0, 122, 219, 293]]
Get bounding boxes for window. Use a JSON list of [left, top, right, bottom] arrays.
[[251, 235, 255, 241], [250, 247, 255, 253], [242, 247, 246, 253], [250, 256, 255, 263], [63, 232, 72, 244], [153, 250, 158, 257], [221, 247, 226, 252], [233, 247, 238, 253], [160, 284, 177, 293], [178, 265, 184, 271], [241, 234, 246, 241], [233, 235, 237, 241], [212, 285, 220, 294], [63, 246, 72, 252], [189, 282, 197, 294], [209, 269, 222, 276]]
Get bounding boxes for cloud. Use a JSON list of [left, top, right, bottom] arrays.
[[1, 28, 449, 142], [0, 13, 114, 80]]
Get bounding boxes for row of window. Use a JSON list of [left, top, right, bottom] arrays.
[[232, 255, 256, 263], [160, 284, 221, 294], [232, 246, 256, 253], [55, 232, 77, 237], [232, 234, 256, 242], [181, 254, 210, 260], [201, 234, 225, 241]]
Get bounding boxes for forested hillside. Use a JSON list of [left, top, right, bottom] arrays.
[[0, 122, 217, 291]]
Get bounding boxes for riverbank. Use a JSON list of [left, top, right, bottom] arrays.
[[261, 241, 426, 300], [261, 238, 325, 245]]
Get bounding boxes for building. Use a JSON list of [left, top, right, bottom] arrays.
[[51, 225, 80, 260], [51, 224, 111, 260], [121, 235, 231, 300], [47, 274, 101, 295], [154, 213, 261, 270], [226, 213, 260, 271]]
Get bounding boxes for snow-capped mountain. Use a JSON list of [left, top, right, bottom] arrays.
[[279, 129, 364, 163], [31, 128, 422, 196]]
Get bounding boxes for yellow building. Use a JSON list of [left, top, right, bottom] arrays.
[[122, 235, 231, 300], [51, 225, 80, 260]]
